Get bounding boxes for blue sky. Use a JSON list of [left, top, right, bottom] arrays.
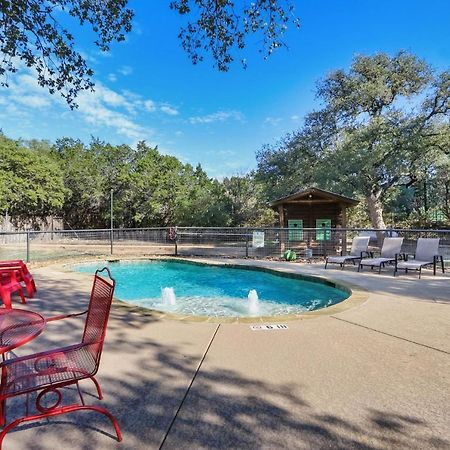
[[0, 0, 449, 178]]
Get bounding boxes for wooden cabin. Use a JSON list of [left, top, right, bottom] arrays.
[[269, 187, 359, 254]]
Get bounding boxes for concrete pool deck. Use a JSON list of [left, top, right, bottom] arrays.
[[3, 258, 450, 449]]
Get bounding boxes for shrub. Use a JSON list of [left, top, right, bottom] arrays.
[[283, 249, 297, 261]]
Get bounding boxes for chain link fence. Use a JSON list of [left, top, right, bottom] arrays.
[[0, 227, 449, 265]]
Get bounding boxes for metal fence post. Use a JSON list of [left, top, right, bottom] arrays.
[[245, 232, 249, 257], [110, 189, 114, 255], [26, 232, 30, 263]]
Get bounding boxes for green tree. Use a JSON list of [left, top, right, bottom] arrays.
[[0, 0, 133, 107], [221, 174, 275, 226], [54, 138, 135, 229], [0, 135, 65, 225], [170, 0, 299, 71], [54, 138, 104, 228], [129, 144, 228, 227], [257, 52, 450, 228]]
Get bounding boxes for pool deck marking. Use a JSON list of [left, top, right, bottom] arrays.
[[159, 323, 221, 450], [331, 315, 450, 356], [250, 324, 289, 330]]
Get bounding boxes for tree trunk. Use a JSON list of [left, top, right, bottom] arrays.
[[366, 192, 386, 230]]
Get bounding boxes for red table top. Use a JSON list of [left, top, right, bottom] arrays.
[[0, 309, 46, 355]]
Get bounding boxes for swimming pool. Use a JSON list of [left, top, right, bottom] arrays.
[[73, 260, 349, 318]]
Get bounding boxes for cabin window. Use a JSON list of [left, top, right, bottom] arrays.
[[288, 220, 303, 241], [316, 219, 331, 241]]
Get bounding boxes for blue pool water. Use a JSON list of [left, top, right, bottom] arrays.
[[73, 260, 349, 317]]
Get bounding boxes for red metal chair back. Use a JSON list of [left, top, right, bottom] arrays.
[[82, 268, 116, 365]]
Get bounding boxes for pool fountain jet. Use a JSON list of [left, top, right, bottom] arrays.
[[161, 287, 176, 306], [248, 289, 259, 315]]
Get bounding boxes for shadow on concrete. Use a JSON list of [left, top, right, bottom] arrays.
[[1, 270, 448, 450], [5, 332, 448, 449]]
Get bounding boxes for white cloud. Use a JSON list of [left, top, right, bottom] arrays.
[[118, 65, 133, 76], [96, 50, 113, 58], [0, 66, 188, 148], [160, 105, 179, 116], [189, 110, 243, 124], [264, 116, 282, 126], [121, 90, 141, 101], [1, 70, 153, 142], [108, 73, 118, 82], [6, 74, 52, 109], [74, 83, 149, 140], [92, 84, 131, 108], [291, 115, 300, 120], [132, 21, 143, 36], [16, 94, 51, 109], [144, 99, 156, 112]]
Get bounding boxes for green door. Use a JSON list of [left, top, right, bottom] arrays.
[[316, 219, 331, 241], [288, 220, 303, 241]]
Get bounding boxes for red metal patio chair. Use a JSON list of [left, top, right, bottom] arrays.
[[0, 260, 36, 298], [0, 267, 122, 448], [0, 271, 26, 309]]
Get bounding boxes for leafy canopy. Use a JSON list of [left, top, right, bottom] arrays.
[[0, 0, 133, 107], [0, 0, 299, 105], [0, 135, 65, 224], [257, 52, 450, 227], [170, 0, 299, 71]]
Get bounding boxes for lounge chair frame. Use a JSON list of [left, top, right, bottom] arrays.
[[394, 238, 445, 279], [358, 237, 404, 274], [325, 236, 371, 270]]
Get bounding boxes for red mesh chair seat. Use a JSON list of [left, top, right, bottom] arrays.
[[0, 344, 97, 397]]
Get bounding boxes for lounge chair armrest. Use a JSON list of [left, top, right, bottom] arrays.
[[404, 253, 415, 261], [46, 310, 88, 322], [394, 253, 404, 264]]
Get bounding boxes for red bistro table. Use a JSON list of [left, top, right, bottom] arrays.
[[0, 309, 46, 357]]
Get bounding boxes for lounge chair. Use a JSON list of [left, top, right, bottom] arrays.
[[358, 237, 404, 274], [394, 238, 445, 278], [325, 236, 370, 269]]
